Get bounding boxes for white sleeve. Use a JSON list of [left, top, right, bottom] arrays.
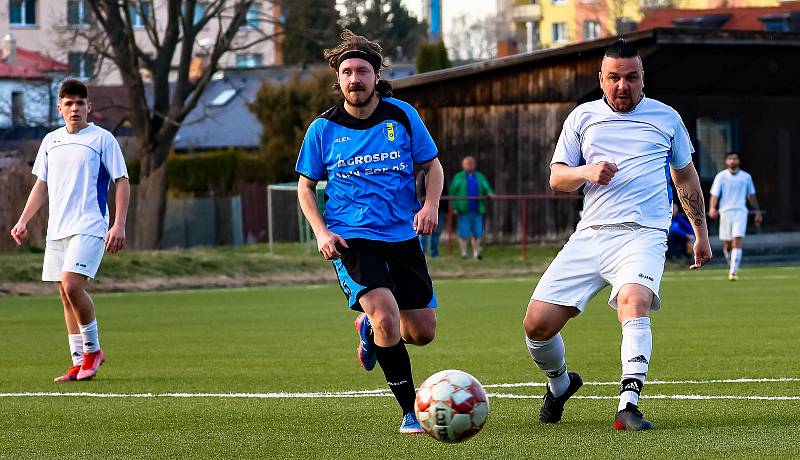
[[550, 111, 582, 167], [31, 134, 49, 181], [747, 175, 756, 195], [710, 173, 722, 197], [101, 132, 129, 180], [670, 113, 694, 169]]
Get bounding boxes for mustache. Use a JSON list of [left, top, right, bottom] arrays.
[[347, 83, 366, 92]]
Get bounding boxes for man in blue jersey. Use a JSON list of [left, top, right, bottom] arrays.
[[295, 30, 444, 434], [522, 39, 712, 431]]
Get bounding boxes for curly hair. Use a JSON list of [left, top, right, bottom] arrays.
[[324, 29, 393, 97]]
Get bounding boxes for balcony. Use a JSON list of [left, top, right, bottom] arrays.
[[512, 3, 542, 22]]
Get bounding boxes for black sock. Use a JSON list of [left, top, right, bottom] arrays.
[[375, 340, 415, 415]]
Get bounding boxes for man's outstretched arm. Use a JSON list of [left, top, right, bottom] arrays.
[[671, 162, 712, 269]]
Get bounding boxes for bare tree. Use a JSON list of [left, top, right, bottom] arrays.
[[446, 14, 498, 61], [68, 0, 280, 248]]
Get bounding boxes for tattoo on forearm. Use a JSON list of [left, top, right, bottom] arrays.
[[676, 185, 705, 226]]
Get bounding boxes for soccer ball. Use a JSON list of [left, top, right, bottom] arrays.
[[414, 369, 489, 443]]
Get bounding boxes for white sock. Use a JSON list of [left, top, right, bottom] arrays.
[[525, 333, 570, 397], [68, 334, 84, 366], [619, 317, 652, 411], [723, 246, 730, 264], [730, 248, 742, 275], [78, 319, 100, 354]]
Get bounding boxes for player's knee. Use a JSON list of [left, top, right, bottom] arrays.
[[617, 291, 652, 311], [370, 309, 400, 339], [523, 315, 558, 341], [61, 279, 85, 301]]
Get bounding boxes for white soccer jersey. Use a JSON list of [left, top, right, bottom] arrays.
[[32, 123, 128, 240], [710, 169, 755, 212], [551, 96, 694, 231]]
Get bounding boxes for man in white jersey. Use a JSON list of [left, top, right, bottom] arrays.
[[522, 39, 712, 431], [10, 79, 129, 382], [708, 151, 762, 281]]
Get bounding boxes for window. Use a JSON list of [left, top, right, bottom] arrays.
[[696, 118, 738, 180], [193, 2, 207, 25], [9, 0, 36, 26], [583, 20, 600, 40], [762, 18, 789, 32], [235, 53, 262, 68], [67, 0, 92, 26], [245, 2, 261, 29], [551, 22, 568, 43], [68, 52, 95, 79], [183, 2, 206, 25], [129, 1, 152, 28], [11, 91, 24, 126], [210, 89, 238, 107]]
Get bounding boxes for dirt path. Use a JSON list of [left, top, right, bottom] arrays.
[[0, 266, 547, 296]]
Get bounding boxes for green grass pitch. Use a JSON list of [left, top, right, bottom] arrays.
[[1, 266, 799, 459]]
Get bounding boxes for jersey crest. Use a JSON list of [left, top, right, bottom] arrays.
[[386, 122, 395, 142]]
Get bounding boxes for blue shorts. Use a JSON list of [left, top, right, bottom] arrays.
[[457, 212, 484, 239]]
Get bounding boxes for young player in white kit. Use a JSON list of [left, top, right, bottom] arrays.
[[708, 152, 762, 281], [522, 40, 712, 430], [10, 79, 129, 382]]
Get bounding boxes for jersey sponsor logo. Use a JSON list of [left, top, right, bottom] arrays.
[[334, 136, 351, 143], [335, 151, 400, 167], [386, 122, 395, 142], [75, 262, 87, 268], [638, 273, 654, 282]]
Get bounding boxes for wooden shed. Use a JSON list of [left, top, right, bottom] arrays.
[[393, 28, 800, 240]]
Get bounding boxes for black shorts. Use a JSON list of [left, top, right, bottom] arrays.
[[331, 237, 437, 312]]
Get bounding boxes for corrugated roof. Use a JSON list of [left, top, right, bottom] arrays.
[[173, 67, 309, 150]]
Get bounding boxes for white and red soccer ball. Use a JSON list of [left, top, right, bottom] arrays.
[[414, 369, 489, 443]]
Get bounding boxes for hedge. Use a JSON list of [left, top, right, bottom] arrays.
[[126, 149, 270, 194]]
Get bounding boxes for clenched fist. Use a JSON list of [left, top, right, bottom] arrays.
[[584, 161, 618, 186]]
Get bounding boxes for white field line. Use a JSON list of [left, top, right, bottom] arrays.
[[483, 377, 800, 389], [1, 377, 798, 400], [491, 394, 800, 401], [1, 392, 799, 401]]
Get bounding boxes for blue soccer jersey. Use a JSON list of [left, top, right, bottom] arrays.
[[296, 97, 438, 242]]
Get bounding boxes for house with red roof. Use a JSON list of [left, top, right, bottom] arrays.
[[0, 34, 68, 134], [639, 4, 800, 32]]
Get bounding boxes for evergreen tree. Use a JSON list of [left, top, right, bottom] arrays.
[[282, 0, 341, 65], [340, 0, 425, 61], [248, 69, 338, 183], [416, 39, 452, 73]]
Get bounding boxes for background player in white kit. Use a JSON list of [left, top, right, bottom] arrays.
[[10, 79, 129, 382], [708, 152, 762, 281], [522, 39, 712, 430]]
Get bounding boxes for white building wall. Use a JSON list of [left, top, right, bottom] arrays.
[[0, 79, 55, 128], [0, 0, 279, 85]]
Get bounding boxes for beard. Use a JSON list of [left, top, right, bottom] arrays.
[[343, 84, 376, 107]]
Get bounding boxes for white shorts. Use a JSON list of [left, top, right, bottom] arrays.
[[719, 209, 748, 241], [42, 234, 105, 282], [531, 225, 667, 312]]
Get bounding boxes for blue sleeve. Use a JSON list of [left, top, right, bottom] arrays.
[[406, 105, 438, 164], [295, 119, 326, 181], [678, 215, 694, 236]]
